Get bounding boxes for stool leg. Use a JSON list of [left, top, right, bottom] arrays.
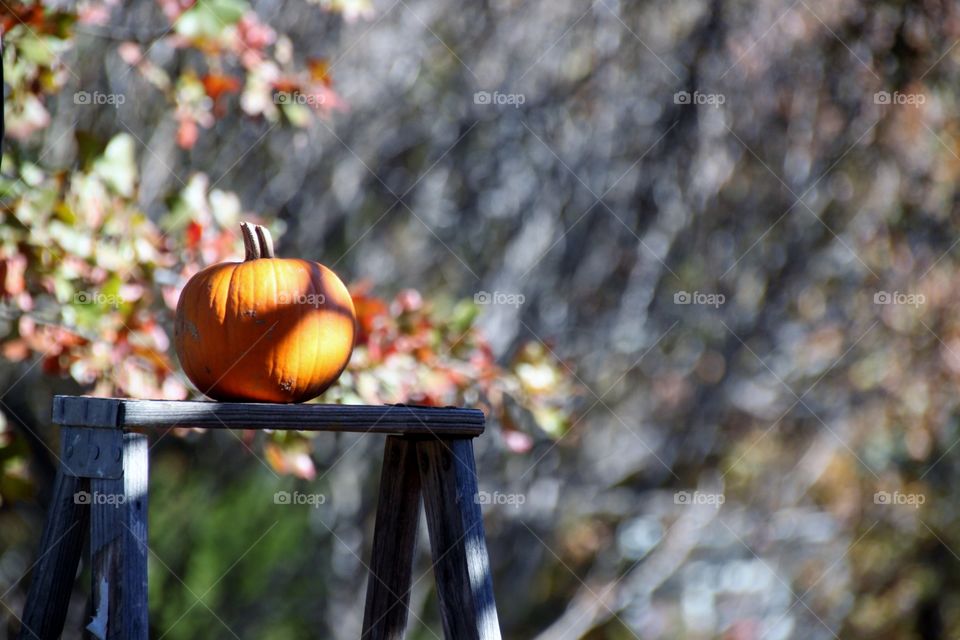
[[87, 433, 148, 640], [19, 467, 90, 640], [417, 438, 501, 640], [362, 436, 422, 640]]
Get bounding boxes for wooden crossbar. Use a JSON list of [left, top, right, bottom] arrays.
[[52, 396, 485, 435], [20, 396, 501, 640]]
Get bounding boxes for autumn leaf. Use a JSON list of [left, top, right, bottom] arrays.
[[177, 118, 200, 149], [202, 73, 242, 116], [0, 255, 27, 297], [185, 220, 204, 250], [307, 58, 332, 86]]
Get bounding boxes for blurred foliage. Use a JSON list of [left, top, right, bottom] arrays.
[[0, 1, 574, 637], [0, 0, 574, 450], [7, 0, 960, 639]]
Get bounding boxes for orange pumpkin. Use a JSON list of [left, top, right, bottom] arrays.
[[174, 222, 356, 403]]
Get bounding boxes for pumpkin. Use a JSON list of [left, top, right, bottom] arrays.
[[174, 222, 356, 403]]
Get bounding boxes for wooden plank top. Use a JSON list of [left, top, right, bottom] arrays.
[[52, 396, 485, 436]]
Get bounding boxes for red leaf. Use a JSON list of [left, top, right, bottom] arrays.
[[503, 429, 534, 454], [2, 340, 29, 362], [202, 74, 241, 102], [42, 354, 64, 376], [392, 289, 423, 314], [307, 59, 332, 87], [237, 14, 275, 51], [0, 255, 27, 297], [186, 220, 203, 250], [351, 286, 389, 345], [177, 118, 199, 149], [273, 77, 301, 94]]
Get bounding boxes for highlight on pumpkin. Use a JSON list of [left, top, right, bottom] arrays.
[[174, 222, 357, 403]]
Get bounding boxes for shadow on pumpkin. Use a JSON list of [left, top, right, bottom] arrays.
[[176, 260, 358, 403]]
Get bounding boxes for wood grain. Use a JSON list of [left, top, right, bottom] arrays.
[[361, 436, 422, 640], [418, 439, 502, 640], [18, 467, 89, 640], [34, 397, 501, 640], [52, 396, 484, 436], [87, 434, 148, 640]]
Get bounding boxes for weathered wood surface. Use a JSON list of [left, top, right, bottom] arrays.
[[61, 427, 123, 479], [52, 396, 484, 436], [29, 397, 500, 640], [87, 434, 148, 640], [361, 437, 422, 640], [18, 467, 89, 640], [418, 439, 502, 640]]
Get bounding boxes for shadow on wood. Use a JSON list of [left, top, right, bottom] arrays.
[[418, 438, 501, 640], [21, 398, 500, 640], [18, 469, 89, 640], [362, 436, 422, 640]]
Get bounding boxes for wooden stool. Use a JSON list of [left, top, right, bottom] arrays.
[[18, 396, 502, 640]]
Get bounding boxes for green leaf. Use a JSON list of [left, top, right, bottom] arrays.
[[451, 299, 478, 334], [52, 274, 75, 304], [280, 102, 312, 128], [93, 134, 137, 197], [176, 0, 249, 40], [17, 36, 59, 66]]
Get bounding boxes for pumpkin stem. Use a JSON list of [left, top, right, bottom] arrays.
[[240, 222, 260, 261], [255, 225, 275, 259]]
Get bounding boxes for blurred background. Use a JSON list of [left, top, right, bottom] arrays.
[[0, 0, 958, 637]]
